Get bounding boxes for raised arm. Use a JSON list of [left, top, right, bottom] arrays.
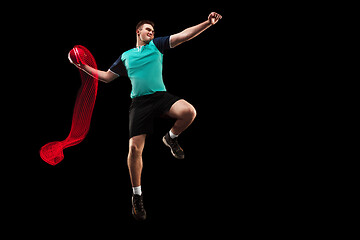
[[170, 12, 222, 48]]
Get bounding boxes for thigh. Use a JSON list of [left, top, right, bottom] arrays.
[[154, 92, 180, 116], [165, 99, 195, 119], [129, 102, 155, 138]]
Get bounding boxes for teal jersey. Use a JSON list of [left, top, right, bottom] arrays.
[[109, 36, 171, 98]]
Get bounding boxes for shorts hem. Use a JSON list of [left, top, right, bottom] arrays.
[[129, 131, 150, 139], [128, 92, 180, 139]]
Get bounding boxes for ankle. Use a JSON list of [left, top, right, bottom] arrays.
[[169, 130, 179, 139], [132, 185, 142, 195]]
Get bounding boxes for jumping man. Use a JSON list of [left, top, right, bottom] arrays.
[[70, 12, 222, 220]]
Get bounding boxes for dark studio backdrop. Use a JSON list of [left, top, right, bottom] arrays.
[[18, 1, 307, 235], [26, 3, 234, 230]]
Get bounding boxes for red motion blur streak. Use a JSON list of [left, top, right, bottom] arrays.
[[40, 45, 98, 165]]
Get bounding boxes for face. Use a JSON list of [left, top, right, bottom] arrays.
[[137, 24, 155, 44]]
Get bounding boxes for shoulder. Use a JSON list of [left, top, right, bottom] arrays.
[[152, 36, 170, 45], [152, 36, 170, 54], [109, 52, 128, 76], [122, 48, 136, 58]]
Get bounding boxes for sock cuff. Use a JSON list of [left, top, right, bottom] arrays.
[[133, 186, 142, 195], [169, 130, 179, 139]]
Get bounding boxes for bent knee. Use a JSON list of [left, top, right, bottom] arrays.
[[186, 105, 197, 120]]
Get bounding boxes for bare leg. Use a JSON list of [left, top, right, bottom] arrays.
[[127, 134, 146, 187], [166, 99, 197, 135]]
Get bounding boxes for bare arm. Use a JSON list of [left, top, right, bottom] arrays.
[[170, 12, 222, 48], [71, 63, 118, 83], [82, 64, 118, 83]]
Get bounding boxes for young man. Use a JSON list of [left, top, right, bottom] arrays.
[[70, 12, 222, 220]]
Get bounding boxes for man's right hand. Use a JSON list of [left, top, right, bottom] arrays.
[[68, 51, 85, 70]]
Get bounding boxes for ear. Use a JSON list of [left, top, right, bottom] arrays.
[[136, 29, 141, 36]]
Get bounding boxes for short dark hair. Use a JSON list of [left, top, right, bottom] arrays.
[[136, 20, 155, 31]]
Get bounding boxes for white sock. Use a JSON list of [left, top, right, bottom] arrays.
[[169, 130, 179, 139], [133, 186, 142, 195]]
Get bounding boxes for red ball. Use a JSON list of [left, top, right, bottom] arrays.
[[68, 46, 85, 65]]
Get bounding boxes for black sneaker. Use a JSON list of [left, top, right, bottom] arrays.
[[131, 194, 146, 221], [162, 132, 185, 159]]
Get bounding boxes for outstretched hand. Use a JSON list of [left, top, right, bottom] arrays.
[[68, 51, 85, 70], [208, 12, 222, 25]]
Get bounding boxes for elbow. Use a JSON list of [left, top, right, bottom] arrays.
[[99, 76, 112, 83], [102, 77, 110, 83], [170, 32, 190, 48], [103, 78, 114, 83], [99, 78, 109, 83], [101, 71, 117, 83], [180, 31, 192, 43]]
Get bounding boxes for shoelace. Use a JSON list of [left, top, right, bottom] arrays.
[[134, 196, 145, 211], [169, 138, 181, 150]]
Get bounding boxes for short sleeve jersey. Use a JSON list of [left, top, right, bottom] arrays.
[[109, 36, 171, 98]]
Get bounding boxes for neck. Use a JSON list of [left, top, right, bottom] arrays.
[[136, 37, 147, 47]]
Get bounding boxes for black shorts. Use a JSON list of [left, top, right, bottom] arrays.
[[129, 91, 180, 139]]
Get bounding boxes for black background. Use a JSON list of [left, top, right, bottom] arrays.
[[12, 1, 310, 236]]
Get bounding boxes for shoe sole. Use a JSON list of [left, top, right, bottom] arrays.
[[162, 136, 184, 159]]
